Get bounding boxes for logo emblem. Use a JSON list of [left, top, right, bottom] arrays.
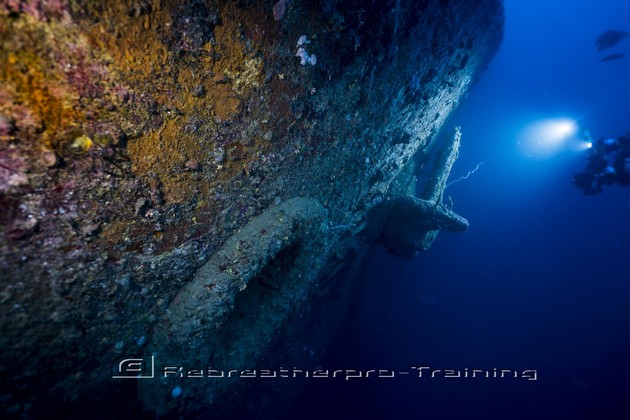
[[112, 356, 155, 379]]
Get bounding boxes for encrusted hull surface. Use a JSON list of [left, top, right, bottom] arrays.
[[0, 0, 503, 417]]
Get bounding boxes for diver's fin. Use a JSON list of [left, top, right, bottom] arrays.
[[600, 53, 625, 62]]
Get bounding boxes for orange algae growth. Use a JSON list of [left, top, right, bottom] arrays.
[[0, 12, 121, 152]]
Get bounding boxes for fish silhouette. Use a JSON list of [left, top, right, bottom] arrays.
[[595, 30, 629, 52]]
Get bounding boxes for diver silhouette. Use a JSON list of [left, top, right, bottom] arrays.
[[595, 30, 629, 62], [595, 29, 629, 52], [573, 132, 630, 194]]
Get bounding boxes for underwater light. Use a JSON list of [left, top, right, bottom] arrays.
[[572, 128, 594, 152], [574, 140, 593, 151], [517, 117, 578, 158], [551, 120, 577, 139]]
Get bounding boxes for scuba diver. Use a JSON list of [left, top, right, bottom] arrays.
[[573, 131, 630, 194]]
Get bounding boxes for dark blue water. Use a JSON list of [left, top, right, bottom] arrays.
[[293, 1, 630, 418]]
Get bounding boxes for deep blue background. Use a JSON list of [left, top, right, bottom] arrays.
[[293, 1, 630, 419]]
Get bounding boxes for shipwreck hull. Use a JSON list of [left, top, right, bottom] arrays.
[[0, 0, 504, 417]]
